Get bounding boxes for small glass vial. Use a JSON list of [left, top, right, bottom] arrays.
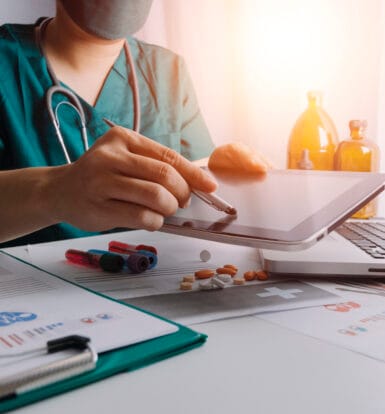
[[334, 120, 380, 218]]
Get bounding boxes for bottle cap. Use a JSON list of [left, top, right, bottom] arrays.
[[349, 120, 361, 131], [297, 149, 314, 170], [307, 90, 322, 106], [99, 253, 125, 273]]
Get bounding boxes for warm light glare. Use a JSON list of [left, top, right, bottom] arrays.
[[237, 1, 336, 93]]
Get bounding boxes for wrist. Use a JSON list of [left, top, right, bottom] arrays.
[[36, 165, 68, 225]]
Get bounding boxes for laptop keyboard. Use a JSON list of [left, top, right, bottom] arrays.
[[336, 221, 385, 259]]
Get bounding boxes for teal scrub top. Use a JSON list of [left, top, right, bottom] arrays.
[[0, 22, 214, 247]]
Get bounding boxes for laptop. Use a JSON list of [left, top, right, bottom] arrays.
[[162, 169, 385, 251], [260, 219, 385, 277]]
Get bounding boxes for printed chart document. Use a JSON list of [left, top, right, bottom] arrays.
[[0, 251, 177, 378], [13, 231, 340, 325], [258, 279, 385, 362]]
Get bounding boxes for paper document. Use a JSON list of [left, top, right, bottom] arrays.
[[258, 279, 385, 362], [10, 231, 341, 325], [0, 252, 177, 378], [26, 232, 260, 300], [126, 279, 340, 325]]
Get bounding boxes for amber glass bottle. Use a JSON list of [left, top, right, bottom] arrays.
[[334, 120, 380, 218], [287, 91, 339, 170]]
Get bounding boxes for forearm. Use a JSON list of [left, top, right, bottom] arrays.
[[0, 167, 60, 243]]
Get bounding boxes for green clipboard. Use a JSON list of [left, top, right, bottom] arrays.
[[0, 253, 207, 413]]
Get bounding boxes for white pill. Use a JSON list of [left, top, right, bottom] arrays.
[[199, 280, 219, 291], [216, 274, 232, 283], [200, 249, 211, 262], [211, 276, 226, 289]]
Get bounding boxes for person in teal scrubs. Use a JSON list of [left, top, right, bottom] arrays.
[[0, 0, 268, 247]]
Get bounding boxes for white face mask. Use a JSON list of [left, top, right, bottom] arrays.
[[60, 0, 153, 39]]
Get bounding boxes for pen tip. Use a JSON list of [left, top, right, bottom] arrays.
[[103, 118, 116, 128], [226, 207, 238, 216]]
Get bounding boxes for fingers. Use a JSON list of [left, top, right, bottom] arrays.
[[52, 163, 176, 232], [107, 175, 179, 217], [241, 150, 270, 172], [105, 127, 217, 193], [109, 152, 191, 208], [55, 126, 220, 234], [90, 200, 166, 232], [208, 142, 270, 173]]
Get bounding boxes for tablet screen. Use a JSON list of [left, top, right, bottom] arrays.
[[163, 170, 385, 243]]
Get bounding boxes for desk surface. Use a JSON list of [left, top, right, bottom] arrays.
[[5, 228, 385, 414], [11, 315, 385, 414]]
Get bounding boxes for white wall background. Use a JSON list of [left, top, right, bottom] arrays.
[[1, 0, 384, 212], [139, 0, 385, 214]]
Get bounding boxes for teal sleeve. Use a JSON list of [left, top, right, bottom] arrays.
[[179, 58, 215, 161], [0, 93, 5, 168]]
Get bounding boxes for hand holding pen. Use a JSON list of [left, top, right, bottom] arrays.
[[104, 119, 237, 216], [51, 118, 218, 234]]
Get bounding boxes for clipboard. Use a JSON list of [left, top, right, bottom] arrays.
[[0, 253, 207, 413]]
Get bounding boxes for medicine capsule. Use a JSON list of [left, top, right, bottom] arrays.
[[223, 264, 238, 272], [195, 269, 215, 279], [244, 270, 257, 281], [200, 249, 211, 262], [180, 281, 193, 291], [233, 277, 245, 286], [216, 267, 237, 276], [183, 275, 195, 283], [256, 270, 269, 281]]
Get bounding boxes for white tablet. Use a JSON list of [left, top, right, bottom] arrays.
[[161, 169, 385, 251]]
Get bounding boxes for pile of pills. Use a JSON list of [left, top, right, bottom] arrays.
[[179, 264, 268, 291]]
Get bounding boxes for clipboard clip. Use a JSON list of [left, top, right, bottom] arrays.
[[0, 335, 98, 401]]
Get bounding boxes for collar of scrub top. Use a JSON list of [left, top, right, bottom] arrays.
[[35, 17, 141, 164]]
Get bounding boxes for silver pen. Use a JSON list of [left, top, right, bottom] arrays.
[[102, 118, 237, 216], [103, 118, 117, 128], [192, 190, 237, 216]]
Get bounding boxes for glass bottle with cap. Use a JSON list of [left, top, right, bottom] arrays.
[[334, 120, 380, 219], [287, 91, 339, 170]]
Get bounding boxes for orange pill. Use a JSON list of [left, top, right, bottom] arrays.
[[244, 270, 257, 281], [223, 264, 238, 272], [180, 281, 193, 291], [216, 267, 237, 276], [183, 275, 195, 283], [256, 270, 269, 281], [233, 277, 245, 285], [194, 269, 215, 279]]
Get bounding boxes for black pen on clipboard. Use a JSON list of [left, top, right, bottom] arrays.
[[102, 118, 238, 216]]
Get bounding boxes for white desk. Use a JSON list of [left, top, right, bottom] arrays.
[[5, 235, 385, 414]]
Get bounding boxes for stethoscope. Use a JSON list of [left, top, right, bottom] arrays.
[[35, 18, 141, 164]]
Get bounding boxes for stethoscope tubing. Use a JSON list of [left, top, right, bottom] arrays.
[[35, 17, 141, 164]]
